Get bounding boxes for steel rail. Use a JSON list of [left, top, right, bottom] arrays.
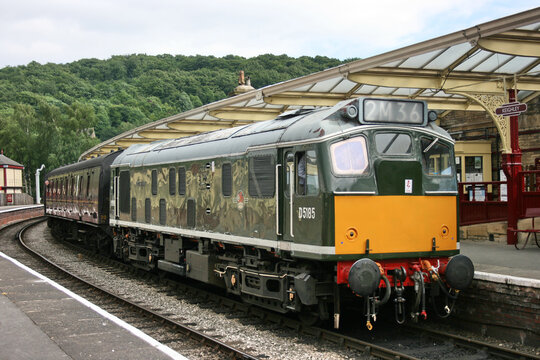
[[405, 324, 540, 360], [26, 220, 539, 359], [42, 226, 422, 360], [16, 219, 257, 360]]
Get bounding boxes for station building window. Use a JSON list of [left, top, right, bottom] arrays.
[[454, 141, 492, 183]]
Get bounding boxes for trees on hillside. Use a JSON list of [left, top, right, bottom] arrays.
[[0, 53, 347, 196]]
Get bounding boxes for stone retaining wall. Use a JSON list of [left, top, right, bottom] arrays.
[[451, 275, 539, 347]]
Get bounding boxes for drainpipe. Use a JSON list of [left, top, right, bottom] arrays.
[[35, 164, 45, 204]]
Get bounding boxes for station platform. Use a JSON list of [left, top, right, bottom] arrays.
[[460, 238, 540, 283], [0, 204, 44, 226], [0, 251, 186, 360], [0, 204, 43, 212]]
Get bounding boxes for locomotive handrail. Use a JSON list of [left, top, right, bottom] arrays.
[[275, 164, 282, 236], [288, 164, 294, 238]]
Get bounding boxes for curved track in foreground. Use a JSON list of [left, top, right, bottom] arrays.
[[6, 219, 539, 360], [8, 218, 256, 360]]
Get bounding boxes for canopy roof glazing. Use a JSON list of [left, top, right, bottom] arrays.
[[81, 8, 540, 160]]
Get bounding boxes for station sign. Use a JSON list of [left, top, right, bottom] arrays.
[[495, 102, 528, 117], [7, 194, 13, 203]]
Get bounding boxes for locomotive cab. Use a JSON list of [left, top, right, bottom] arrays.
[[323, 99, 473, 328]]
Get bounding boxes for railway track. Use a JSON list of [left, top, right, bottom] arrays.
[[3, 218, 256, 360], [4, 219, 538, 360]]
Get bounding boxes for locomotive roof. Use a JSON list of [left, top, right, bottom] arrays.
[[112, 99, 452, 168]]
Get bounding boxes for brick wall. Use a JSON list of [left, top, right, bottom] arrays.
[[0, 206, 44, 227], [450, 279, 539, 346]]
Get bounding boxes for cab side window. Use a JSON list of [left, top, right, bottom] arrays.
[[421, 137, 453, 176], [296, 150, 319, 196]]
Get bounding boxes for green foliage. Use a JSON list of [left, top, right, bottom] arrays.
[[0, 53, 347, 196]]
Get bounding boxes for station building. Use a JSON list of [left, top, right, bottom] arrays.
[[0, 151, 29, 206], [444, 98, 540, 184]]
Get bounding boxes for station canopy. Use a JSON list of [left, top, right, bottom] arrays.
[[80, 8, 540, 161]]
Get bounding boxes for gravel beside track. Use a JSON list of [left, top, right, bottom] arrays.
[[9, 220, 539, 359], [24, 221, 367, 360]]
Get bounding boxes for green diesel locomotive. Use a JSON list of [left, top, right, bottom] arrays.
[[46, 97, 474, 329]]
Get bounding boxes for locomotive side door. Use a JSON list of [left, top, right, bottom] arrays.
[[280, 149, 296, 242], [112, 168, 119, 220], [280, 147, 322, 249]]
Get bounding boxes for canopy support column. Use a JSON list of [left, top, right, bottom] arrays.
[[451, 91, 522, 245], [501, 89, 522, 245]]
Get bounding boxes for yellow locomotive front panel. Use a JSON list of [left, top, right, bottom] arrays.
[[335, 195, 457, 255]]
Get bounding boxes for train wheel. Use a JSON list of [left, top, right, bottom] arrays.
[[298, 305, 320, 327], [97, 235, 113, 256]]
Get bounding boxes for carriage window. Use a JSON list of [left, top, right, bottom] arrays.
[[375, 133, 412, 155], [169, 168, 176, 195], [86, 175, 91, 198], [222, 163, 232, 197], [249, 156, 275, 197], [421, 137, 453, 176], [178, 167, 186, 196], [151, 169, 158, 195], [330, 137, 368, 175], [77, 176, 83, 197]]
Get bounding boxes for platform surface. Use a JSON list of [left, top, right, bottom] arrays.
[[0, 204, 43, 213], [0, 252, 186, 360], [460, 239, 540, 282]]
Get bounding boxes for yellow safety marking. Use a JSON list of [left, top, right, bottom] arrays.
[[335, 196, 457, 255]]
